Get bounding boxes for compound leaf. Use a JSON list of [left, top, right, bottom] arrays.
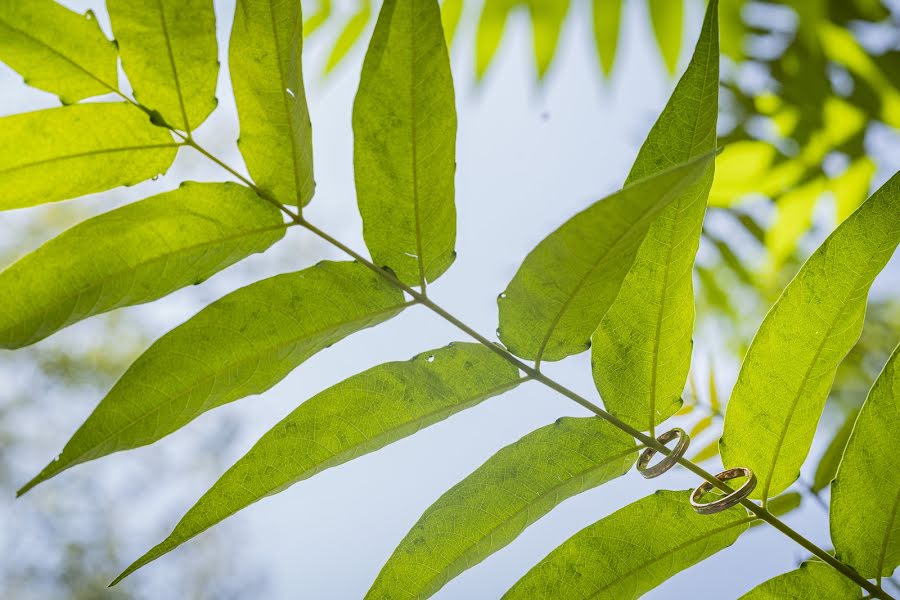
[[591, 0, 718, 432], [231, 0, 315, 206], [354, 0, 457, 287], [368, 417, 636, 599], [0, 103, 179, 211], [0, 0, 117, 103], [18, 261, 407, 495], [504, 490, 751, 599], [738, 561, 861, 599], [114, 342, 522, 584], [721, 172, 900, 500], [831, 343, 900, 578], [498, 152, 714, 362], [107, 0, 218, 133], [0, 182, 285, 349]]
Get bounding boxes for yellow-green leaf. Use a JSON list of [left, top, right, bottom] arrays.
[[831, 343, 900, 578], [0, 0, 117, 103], [811, 407, 859, 493], [475, 0, 513, 80], [591, 0, 623, 77], [368, 417, 636, 599], [0, 182, 285, 349], [353, 0, 457, 287], [303, 0, 332, 36], [528, 0, 569, 79], [592, 0, 717, 431], [323, 0, 371, 73], [720, 172, 900, 501], [504, 490, 751, 599], [107, 0, 218, 133], [17, 261, 407, 496], [738, 561, 861, 599], [692, 438, 720, 462], [648, 0, 683, 75], [231, 0, 315, 206], [441, 0, 464, 45], [113, 343, 522, 585], [0, 103, 179, 211]]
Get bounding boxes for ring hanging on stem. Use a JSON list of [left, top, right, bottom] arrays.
[[636, 428, 690, 479], [690, 467, 757, 514]]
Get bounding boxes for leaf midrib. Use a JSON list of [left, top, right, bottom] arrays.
[[153, 0, 191, 133], [0, 143, 180, 177], [407, 2, 427, 288]]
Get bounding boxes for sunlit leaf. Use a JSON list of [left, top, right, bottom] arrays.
[[528, 0, 570, 79], [475, 0, 513, 80], [303, 0, 331, 36], [0, 0, 117, 103], [17, 261, 407, 495], [504, 490, 751, 599], [107, 0, 218, 133], [690, 415, 714, 437], [0, 182, 285, 349], [353, 0, 457, 287], [647, 0, 683, 75], [720, 172, 900, 501], [498, 152, 714, 362], [811, 407, 860, 493], [324, 0, 372, 73], [441, 0, 464, 45], [831, 343, 900, 578], [368, 417, 636, 599], [692, 438, 720, 462], [231, 0, 315, 206], [738, 561, 861, 599], [765, 178, 825, 274], [591, 0, 623, 77], [0, 103, 179, 211], [763, 492, 802, 520], [831, 158, 876, 222], [114, 343, 522, 584], [592, 0, 717, 431], [708, 141, 777, 207]]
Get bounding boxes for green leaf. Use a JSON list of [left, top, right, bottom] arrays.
[[738, 561, 861, 599], [17, 261, 407, 496], [0, 103, 179, 211], [368, 417, 636, 599], [591, 0, 623, 77], [831, 343, 900, 578], [475, 0, 513, 80], [231, 0, 315, 207], [648, 0, 682, 75], [720, 172, 900, 501], [504, 490, 751, 599], [0, 182, 285, 349], [691, 438, 720, 462], [353, 0, 457, 287], [591, 0, 718, 431], [303, 0, 332, 36], [107, 0, 218, 133], [113, 342, 522, 585], [323, 0, 372, 73], [528, 0, 570, 79], [762, 492, 802, 520], [498, 151, 715, 363], [441, 0, 464, 45], [0, 0, 117, 103], [811, 407, 860, 493]]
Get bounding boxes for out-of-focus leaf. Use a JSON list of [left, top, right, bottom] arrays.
[[498, 152, 714, 362], [811, 407, 860, 493], [765, 178, 825, 274], [690, 415, 714, 437], [738, 561, 861, 599], [763, 492, 802, 520], [441, 0, 464, 45], [709, 368, 721, 413], [231, 0, 315, 207], [647, 0, 683, 75], [504, 490, 751, 599], [591, 0, 623, 77], [17, 261, 407, 495], [303, 0, 331, 36], [708, 141, 777, 207], [591, 0, 717, 431], [528, 0, 569, 79], [831, 158, 876, 222], [107, 0, 218, 133], [324, 0, 372, 73], [717, 0, 746, 60], [0, 0, 117, 103], [831, 343, 900, 578], [0, 104, 179, 211], [720, 173, 900, 501], [0, 182, 285, 349], [368, 418, 636, 599], [692, 438, 720, 462], [114, 343, 522, 585], [353, 0, 457, 287], [475, 0, 513, 80]]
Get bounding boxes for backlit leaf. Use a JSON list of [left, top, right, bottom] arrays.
[[353, 0, 457, 287], [475, 0, 513, 80], [591, 0, 623, 77], [368, 417, 636, 599], [738, 561, 861, 599], [528, 0, 569, 79], [498, 151, 715, 363], [324, 0, 372, 73], [831, 343, 900, 578], [107, 0, 218, 133], [592, 0, 717, 431], [720, 173, 900, 501], [504, 490, 751, 599], [231, 0, 315, 206], [441, 0, 464, 45], [692, 438, 720, 462], [811, 407, 859, 493], [0, 182, 285, 349], [0, 103, 179, 211], [17, 261, 407, 495], [648, 0, 683, 75], [114, 343, 522, 584], [0, 0, 117, 103], [303, 0, 331, 36]]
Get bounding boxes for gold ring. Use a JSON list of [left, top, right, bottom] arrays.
[[636, 428, 690, 479], [690, 467, 757, 514]]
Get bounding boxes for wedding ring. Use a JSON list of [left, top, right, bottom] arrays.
[[690, 467, 757, 514], [636, 428, 690, 479]]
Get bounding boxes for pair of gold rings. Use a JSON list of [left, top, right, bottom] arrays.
[[638, 428, 757, 514]]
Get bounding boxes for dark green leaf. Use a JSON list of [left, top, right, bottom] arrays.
[[353, 0, 457, 287], [368, 417, 636, 599], [18, 261, 407, 495], [738, 561, 861, 599]]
